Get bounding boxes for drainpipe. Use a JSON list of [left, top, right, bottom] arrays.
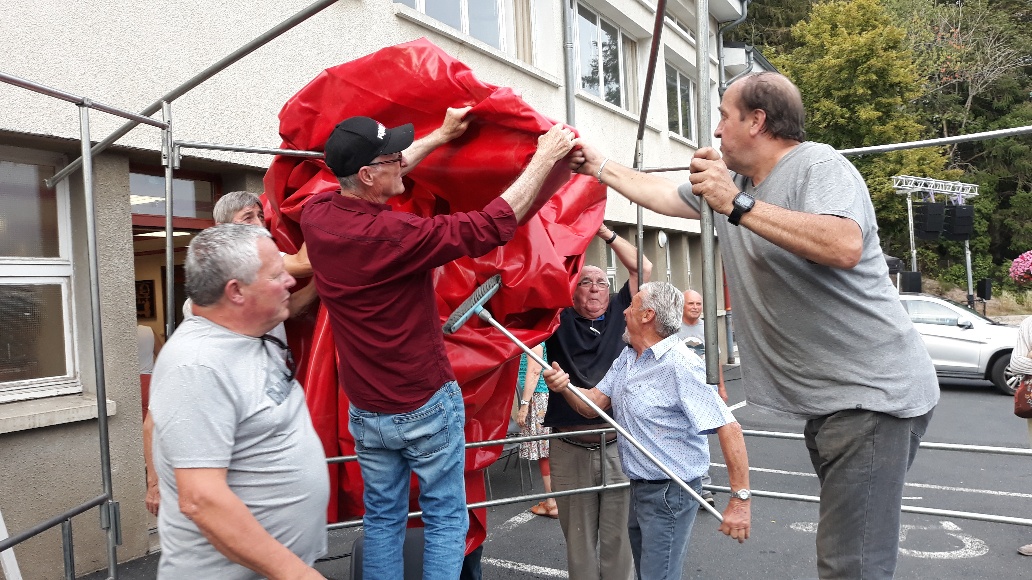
[[717, 0, 751, 95]]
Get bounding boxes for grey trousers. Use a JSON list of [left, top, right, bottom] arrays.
[[550, 438, 635, 580], [804, 408, 934, 580]]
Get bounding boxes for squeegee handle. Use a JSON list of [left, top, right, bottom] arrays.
[[476, 309, 723, 521]]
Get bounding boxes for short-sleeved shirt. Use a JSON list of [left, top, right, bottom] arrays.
[[150, 316, 329, 578], [544, 282, 633, 428], [677, 141, 938, 420], [301, 193, 517, 413], [595, 335, 736, 481], [675, 319, 706, 357]]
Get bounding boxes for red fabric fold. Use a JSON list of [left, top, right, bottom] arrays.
[[262, 38, 606, 554]]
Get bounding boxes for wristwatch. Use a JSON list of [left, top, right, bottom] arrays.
[[519, 399, 530, 406], [728, 191, 755, 226], [731, 488, 752, 501]]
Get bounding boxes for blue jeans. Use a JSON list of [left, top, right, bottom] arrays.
[[804, 408, 934, 580], [627, 478, 702, 580], [349, 381, 469, 580]]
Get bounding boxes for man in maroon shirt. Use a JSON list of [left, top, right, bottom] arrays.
[[301, 108, 574, 580]]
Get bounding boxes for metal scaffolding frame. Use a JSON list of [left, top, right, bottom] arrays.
[[4, 0, 1032, 576]]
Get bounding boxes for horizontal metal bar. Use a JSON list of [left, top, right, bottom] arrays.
[[46, 0, 340, 187], [741, 429, 1032, 456], [708, 485, 1032, 526], [0, 494, 108, 553], [840, 125, 1032, 157], [175, 141, 323, 157], [0, 72, 167, 128]]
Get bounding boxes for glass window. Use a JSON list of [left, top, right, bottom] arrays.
[[0, 147, 78, 403], [396, 1, 529, 60], [0, 160, 60, 258], [666, 64, 696, 141], [129, 171, 217, 220], [906, 300, 960, 326], [577, 4, 637, 111]]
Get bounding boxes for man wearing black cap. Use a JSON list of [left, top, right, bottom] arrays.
[[301, 108, 575, 580]]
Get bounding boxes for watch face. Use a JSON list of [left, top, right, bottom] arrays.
[[735, 192, 755, 211]]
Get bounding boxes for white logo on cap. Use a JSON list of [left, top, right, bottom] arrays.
[[376, 123, 386, 140]]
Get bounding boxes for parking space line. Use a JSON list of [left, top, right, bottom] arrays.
[[482, 557, 568, 577]]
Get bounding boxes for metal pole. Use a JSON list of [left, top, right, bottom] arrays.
[[964, 239, 975, 309], [163, 103, 176, 340], [695, 0, 720, 385], [740, 428, 1032, 456], [906, 193, 917, 271], [722, 268, 735, 364], [61, 520, 74, 580], [77, 104, 119, 579], [0, 72, 167, 128], [174, 141, 323, 157], [631, 0, 668, 287], [476, 308, 723, 521], [561, 0, 577, 126], [839, 124, 1032, 157], [46, 0, 342, 188]]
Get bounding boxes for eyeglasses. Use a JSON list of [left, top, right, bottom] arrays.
[[577, 280, 610, 289], [367, 153, 403, 167], [261, 334, 296, 383]]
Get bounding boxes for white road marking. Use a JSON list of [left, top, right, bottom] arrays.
[[492, 511, 535, 536], [727, 400, 748, 412], [792, 520, 988, 559], [483, 557, 569, 577], [711, 464, 1032, 498]]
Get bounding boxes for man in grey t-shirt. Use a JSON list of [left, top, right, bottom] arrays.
[[568, 72, 938, 580], [149, 224, 329, 579]]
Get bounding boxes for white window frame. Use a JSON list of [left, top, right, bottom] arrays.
[[666, 63, 697, 143], [575, 3, 638, 112], [0, 146, 80, 403], [397, 0, 519, 57]]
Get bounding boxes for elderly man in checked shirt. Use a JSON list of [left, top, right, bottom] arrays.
[[544, 281, 751, 580]]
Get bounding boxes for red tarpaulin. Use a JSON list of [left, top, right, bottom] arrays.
[[261, 38, 606, 553]]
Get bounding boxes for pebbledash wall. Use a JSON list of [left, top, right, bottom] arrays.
[[0, 0, 758, 576]]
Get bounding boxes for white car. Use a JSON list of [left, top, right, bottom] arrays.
[[899, 293, 1019, 395]]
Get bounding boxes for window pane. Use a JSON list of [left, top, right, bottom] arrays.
[[130, 173, 215, 219], [600, 20, 622, 107], [578, 6, 600, 96], [679, 72, 693, 140], [666, 65, 680, 134], [395, 0, 416, 7], [0, 284, 67, 382], [0, 160, 59, 258], [469, 0, 501, 48], [425, 0, 462, 31]]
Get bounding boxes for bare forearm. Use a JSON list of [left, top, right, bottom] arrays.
[[598, 160, 697, 219], [602, 228, 652, 289], [717, 422, 750, 492], [180, 479, 316, 578], [500, 156, 560, 222], [736, 203, 862, 269], [283, 244, 312, 278], [143, 415, 157, 487], [287, 282, 319, 318]]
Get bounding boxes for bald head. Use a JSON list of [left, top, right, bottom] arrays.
[[683, 289, 703, 324], [731, 72, 805, 142]]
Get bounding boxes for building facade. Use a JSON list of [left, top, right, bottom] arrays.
[[0, 0, 761, 576]]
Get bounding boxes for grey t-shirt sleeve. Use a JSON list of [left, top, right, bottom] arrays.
[[153, 364, 237, 469], [677, 182, 700, 213], [801, 157, 870, 234]]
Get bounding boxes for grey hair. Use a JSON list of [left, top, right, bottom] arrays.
[[639, 281, 684, 338], [337, 175, 359, 191], [186, 224, 271, 306], [213, 191, 262, 224]]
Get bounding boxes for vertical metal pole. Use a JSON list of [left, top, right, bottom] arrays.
[[562, 0, 577, 126], [61, 520, 74, 580], [162, 102, 176, 339], [906, 193, 917, 271], [964, 239, 975, 309], [696, 0, 719, 384], [78, 104, 119, 579], [722, 268, 735, 364]]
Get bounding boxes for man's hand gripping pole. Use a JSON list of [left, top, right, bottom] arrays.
[[444, 276, 723, 521]]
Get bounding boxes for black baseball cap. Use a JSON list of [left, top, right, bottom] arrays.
[[323, 116, 415, 177]]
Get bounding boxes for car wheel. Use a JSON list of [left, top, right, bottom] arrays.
[[990, 355, 1016, 396]]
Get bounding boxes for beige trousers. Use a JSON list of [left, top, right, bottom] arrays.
[[550, 438, 634, 580]]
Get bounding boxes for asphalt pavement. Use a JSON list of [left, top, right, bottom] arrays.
[[80, 364, 1032, 579]]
